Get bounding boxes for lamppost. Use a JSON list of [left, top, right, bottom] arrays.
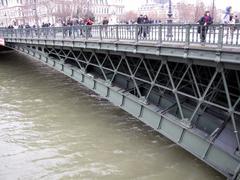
[[4, 13, 6, 26], [87, 0, 90, 13], [33, 0, 38, 26], [4, 13, 7, 27], [167, 0, 173, 37], [212, 0, 215, 20]]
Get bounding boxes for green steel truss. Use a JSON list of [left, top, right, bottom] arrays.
[[4, 42, 240, 179]]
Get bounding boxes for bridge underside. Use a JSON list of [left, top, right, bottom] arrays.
[[5, 43, 240, 179]]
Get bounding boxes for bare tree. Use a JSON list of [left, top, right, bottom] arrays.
[[176, 2, 195, 23], [71, 0, 91, 18], [53, 2, 72, 21], [120, 11, 138, 22], [194, 0, 205, 22], [207, 4, 222, 23], [148, 11, 159, 20], [40, 0, 56, 23]]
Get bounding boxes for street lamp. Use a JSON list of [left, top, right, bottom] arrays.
[[167, 0, 173, 37], [4, 13, 7, 27], [212, 0, 215, 20], [33, 0, 38, 26]]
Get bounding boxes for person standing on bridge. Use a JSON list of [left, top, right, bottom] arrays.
[[143, 15, 149, 38], [235, 15, 240, 24], [198, 11, 213, 45], [137, 15, 144, 38], [222, 6, 232, 24], [67, 18, 73, 37], [85, 18, 94, 38], [102, 17, 109, 37], [234, 15, 240, 32]]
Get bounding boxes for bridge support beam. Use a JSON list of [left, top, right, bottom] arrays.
[[6, 43, 240, 180]]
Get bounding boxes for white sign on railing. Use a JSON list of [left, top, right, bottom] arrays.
[[0, 38, 5, 46]]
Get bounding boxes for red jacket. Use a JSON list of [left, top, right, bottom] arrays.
[[86, 19, 93, 25]]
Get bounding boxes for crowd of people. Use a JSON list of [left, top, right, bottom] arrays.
[[6, 17, 95, 38], [197, 6, 239, 45], [136, 14, 152, 38], [4, 6, 240, 43]]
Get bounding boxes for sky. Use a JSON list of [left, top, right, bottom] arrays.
[[124, 0, 240, 12]]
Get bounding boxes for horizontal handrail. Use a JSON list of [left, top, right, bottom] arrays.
[[1, 24, 240, 48]]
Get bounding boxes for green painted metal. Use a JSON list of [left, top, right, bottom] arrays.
[[6, 44, 240, 179], [4, 37, 240, 67], [2, 23, 240, 179]]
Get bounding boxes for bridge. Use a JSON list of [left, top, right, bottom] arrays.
[[1, 24, 240, 179]]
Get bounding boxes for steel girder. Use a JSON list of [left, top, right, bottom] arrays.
[[6, 43, 240, 179]]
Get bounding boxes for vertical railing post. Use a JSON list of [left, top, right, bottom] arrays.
[[72, 26, 75, 39], [34, 28, 36, 38], [47, 27, 49, 39], [85, 26, 88, 40], [38, 27, 40, 38], [10, 28, 13, 38], [185, 24, 191, 48], [158, 24, 162, 45], [53, 27, 56, 39], [116, 25, 119, 41], [31, 28, 33, 38], [135, 24, 139, 42], [217, 24, 224, 50], [99, 25, 102, 41]]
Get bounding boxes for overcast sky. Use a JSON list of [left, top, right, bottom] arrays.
[[125, 0, 240, 12]]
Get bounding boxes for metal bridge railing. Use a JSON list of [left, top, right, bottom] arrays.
[[1, 24, 240, 48]]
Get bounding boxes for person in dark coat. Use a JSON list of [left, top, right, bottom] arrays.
[[143, 15, 149, 38], [67, 18, 73, 37], [137, 14, 144, 37], [198, 11, 213, 44], [235, 15, 240, 24], [234, 15, 240, 32], [85, 18, 94, 38], [102, 17, 109, 37], [25, 24, 31, 37]]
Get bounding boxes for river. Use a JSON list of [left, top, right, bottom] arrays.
[[0, 51, 224, 180]]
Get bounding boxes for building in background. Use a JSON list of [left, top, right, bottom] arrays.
[[70, 0, 125, 23], [137, 0, 226, 23], [0, 0, 125, 26], [0, 0, 55, 26], [138, 0, 180, 22]]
